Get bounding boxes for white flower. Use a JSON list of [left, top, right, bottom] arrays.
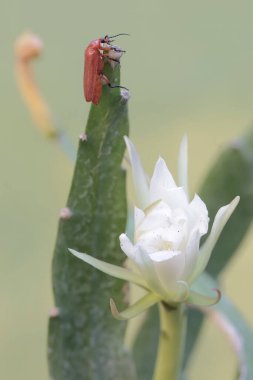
[[69, 136, 239, 319], [120, 194, 209, 302]]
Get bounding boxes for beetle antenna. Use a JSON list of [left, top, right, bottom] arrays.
[[109, 33, 130, 38]]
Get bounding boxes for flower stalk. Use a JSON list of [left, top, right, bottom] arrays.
[[153, 303, 186, 380], [15, 32, 57, 138]]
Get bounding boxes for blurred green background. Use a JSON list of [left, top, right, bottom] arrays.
[[1, 0, 253, 378]]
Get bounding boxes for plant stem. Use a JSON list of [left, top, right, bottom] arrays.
[[153, 302, 186, 380], [48, 64, 135, 379]]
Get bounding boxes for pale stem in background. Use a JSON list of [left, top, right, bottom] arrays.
[[14, 32, 75, 160], [178, 135, 188, 197], [15, 32, 56, 138]]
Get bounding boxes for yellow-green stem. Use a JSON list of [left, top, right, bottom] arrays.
[[153, 302, 186, 380]]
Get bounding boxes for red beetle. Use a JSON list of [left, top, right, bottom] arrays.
[[84, 34, 128, 105]]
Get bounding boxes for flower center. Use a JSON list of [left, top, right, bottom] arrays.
[[135, 202, 189, 254]]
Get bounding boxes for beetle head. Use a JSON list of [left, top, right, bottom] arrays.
[[101, 35, 110, 44], [101, 34, 129, 44]]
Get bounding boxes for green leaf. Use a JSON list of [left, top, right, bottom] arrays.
[[48, 63, 137, 380], [201, 131, 253, 277], [185, 127, 253, 368], [187, 273, 253, 380], [218, 298, 253, 380]]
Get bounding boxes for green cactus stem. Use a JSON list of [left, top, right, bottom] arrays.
[[48, 63, 136, 380]]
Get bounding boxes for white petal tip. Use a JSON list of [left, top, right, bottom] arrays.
[[119, 234, 137, 262], [232, 195, 240, 206], [179, 135, 188, 153], [123, 137, 150, 208], [182, 134, 188, 143], [178, 135, 188, 195], [124, 136, 132, 154]]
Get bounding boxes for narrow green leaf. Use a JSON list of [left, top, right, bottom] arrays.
[[189, 273, 253, 380], [185, 127, 253, 368], [201, 132, 253, 276], [220, 299, 253, 380], [48, 63, 137, 380]]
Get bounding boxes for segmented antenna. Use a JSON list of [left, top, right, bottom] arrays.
[[109, 33, 130, 38]]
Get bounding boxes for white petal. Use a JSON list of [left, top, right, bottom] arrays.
[[149, 250, 181, 262], [138, 226, 184, 253], [159, 187, 188, 209], [137, 201, 171, 231], [124, 136, 150, 208], [149, 250, 186, 297], [149, 158, 177, 201], [189, 194, 209, 235], [178, 135, 188, 197], [139, 205, 172, 233], [189, 194, 208, 218], [119, 233, 135, 260], [190, 196, 240, 282], [133, 246, 167, 296], [134, 206, 145, 228], [172, 208, 188, 225], [183, 228, 201, 281]]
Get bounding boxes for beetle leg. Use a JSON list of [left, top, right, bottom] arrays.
[[108, 83, 129, 91], [111, 47, 126, 53], [99, 74, 129, 91]]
